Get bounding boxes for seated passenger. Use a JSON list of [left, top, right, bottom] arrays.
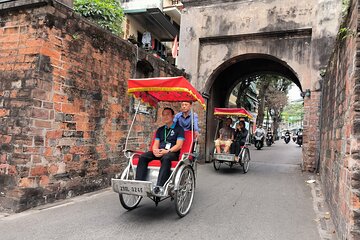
[[232, 121, 248, 162], [173, 101, 200, 138], [135, 107, 184, 194], [215, 117, 234, 153]]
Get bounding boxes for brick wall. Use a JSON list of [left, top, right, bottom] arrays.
[[0, 0, 184, 212], [303, 91, 321, 171], [319, 0, 359, 238]]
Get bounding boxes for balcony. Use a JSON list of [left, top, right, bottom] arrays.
[[163, 0, 182, 7], [120, 0, 163, 11], [125, 8, 178, 41]]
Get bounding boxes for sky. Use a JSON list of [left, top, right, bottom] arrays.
[[287, 84, 302, 102]]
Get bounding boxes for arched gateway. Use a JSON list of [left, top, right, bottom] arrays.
[[178, 0, 342, 170], [204, 54, 302, 163]]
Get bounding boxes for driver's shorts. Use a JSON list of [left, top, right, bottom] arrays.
[[214, 139, 232, 147]]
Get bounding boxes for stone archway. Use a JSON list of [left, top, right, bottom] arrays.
[[177, 0, 342, 171], [202, 54, 309, 167]]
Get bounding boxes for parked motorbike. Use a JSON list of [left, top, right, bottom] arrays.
[[254, 132, 264, 150], [266, 134, 273, 146], [296, 132, 303, 146], [284, 134, 291, 144]]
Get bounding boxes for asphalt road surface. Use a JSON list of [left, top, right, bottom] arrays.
[[1, 140, 327, 240]]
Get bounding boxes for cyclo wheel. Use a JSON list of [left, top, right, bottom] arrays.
[[213, 148, 221, 170], [241, 148, 250, 174], [175, 165, 195, 217], [213, 160, 221, 170], [119, 168, 142, 210]]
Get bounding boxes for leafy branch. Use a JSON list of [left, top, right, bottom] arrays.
[[74, 0, 124, 36]]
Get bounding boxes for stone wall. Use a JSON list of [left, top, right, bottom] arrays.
[[0, 0, 184, 212], [319, 0, 359, 238]]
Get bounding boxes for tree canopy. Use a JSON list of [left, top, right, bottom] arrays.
[[282, 102, 304, 124], [256, 75, 292, 126], [74, 0, 124, 36]]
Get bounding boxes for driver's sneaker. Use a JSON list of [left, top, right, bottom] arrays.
[[153, 186, 164, 196], [234, 156, 239, 162]]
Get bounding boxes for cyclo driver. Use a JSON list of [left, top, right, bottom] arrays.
[[135, 107, 184, 195]]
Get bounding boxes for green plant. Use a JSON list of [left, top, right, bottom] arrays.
[[319, 68, 327, 77], [74, 0, 124, 36], [72, 33, 80, 40], [342, 0, 350, 18], [338, 27, 355, 40]]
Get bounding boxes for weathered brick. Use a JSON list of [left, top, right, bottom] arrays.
[[53, 94, 67, 103], [0, 153, 7, 163], [0, 108, 10, 117], [33, 136, 44, 146], [31, 108, 50, 120], [0, 134, 12, 144], [13, 135, 33, 146], [48, 164, 58, 175], [30, 166, 48, 176], [31, 155, 42, 164], [22, 147, 41, 154], [42, 102, 53, 109], [46, 130, 62, 139], [18, 177, 36, 188], [38, 175, 49, 187], [33, 119, 52, 128]]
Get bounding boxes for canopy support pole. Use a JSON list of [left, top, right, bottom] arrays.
[[191, 107, 194, 143], [124, 101, 141, 153]]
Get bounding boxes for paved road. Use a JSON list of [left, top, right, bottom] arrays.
[[1, 141, 326, 240]]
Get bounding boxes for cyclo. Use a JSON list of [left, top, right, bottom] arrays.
[[212, 108, 252, 173], [111, 76, 206, 217]]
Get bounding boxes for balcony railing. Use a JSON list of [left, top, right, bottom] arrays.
[[120, 0, 163, 11]]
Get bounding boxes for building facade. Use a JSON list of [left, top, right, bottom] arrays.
[[120, 0, 182, 63]]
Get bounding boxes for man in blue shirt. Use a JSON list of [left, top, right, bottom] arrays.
[[135, 107, 184, 193], [173, 101, 200, 138]]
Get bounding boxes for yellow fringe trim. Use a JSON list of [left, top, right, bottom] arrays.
[[128, 87, 206, 110]]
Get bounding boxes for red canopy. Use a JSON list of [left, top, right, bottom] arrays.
[[214, 108, 253, 119], [128, 76, 206, 109]]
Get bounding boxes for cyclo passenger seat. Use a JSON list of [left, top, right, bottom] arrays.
[[131, 130, 195, 170]]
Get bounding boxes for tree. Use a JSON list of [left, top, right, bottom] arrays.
[[266, 85, 289, 138], [256, 75, 292, 138], [74, 0, 124, 36], [256, 77, 271, 126], [234, 75, 259, 110]]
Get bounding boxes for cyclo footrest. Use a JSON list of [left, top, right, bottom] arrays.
[[111, 179, 152, 196]]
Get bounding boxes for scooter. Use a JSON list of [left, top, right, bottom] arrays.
[[284, 134, 291, 144], [266, 134, 273, 147], [254, 132, 264, 150], [296, 133, 303, 146]]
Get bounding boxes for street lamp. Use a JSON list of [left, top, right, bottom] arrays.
[[300, 89, 311, 98]]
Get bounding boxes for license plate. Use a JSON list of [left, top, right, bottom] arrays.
[[214, 153, 235, 162], [111, 179, 152, 196]]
